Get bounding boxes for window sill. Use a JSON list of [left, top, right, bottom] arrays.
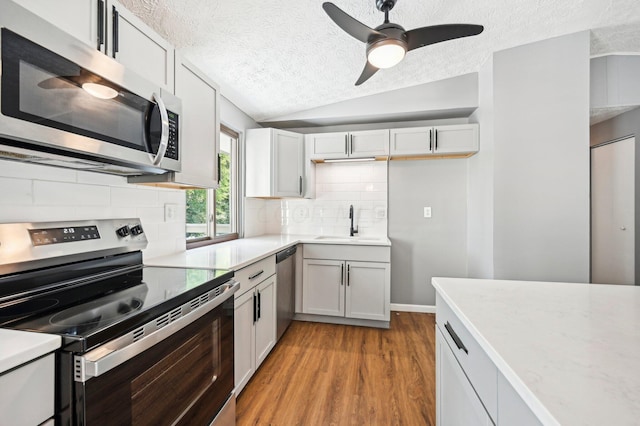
[[186, 233, 239, 250]]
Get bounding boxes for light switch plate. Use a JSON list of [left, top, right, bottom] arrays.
[[165, 203, 178, 222], [424, 207, 432, 218]]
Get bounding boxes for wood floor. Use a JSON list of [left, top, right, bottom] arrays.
[[236, 312, 436, 425]]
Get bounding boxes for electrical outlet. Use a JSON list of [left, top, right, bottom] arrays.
[[424, 207, 432, 218], [165, 204, 178, 222]]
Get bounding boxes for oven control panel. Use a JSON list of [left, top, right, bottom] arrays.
[[29, 226, 101, 246], [0, 219, 148, 270]]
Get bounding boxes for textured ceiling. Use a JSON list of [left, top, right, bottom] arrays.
[[120, 0, 640, 122]]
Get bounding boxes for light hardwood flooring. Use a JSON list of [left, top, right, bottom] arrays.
[[236, 312, 436, 425]]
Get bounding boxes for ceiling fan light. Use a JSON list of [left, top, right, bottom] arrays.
[[367, 39, 406, 69]]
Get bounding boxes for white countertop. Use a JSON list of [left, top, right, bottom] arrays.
[[432, 277, 640, 426], [146, 234, 391, 271], [0, 329, 60, 374]]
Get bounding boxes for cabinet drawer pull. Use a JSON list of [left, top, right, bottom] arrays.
[[248, 270, 264, 280], [444, 321, 468, 354]]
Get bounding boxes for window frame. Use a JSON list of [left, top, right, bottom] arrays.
[[186, 124, 240, 249]]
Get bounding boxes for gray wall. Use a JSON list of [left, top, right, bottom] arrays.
[[467, 59, 495, 278], [492, 31, 591, 282], [590, 107, 640, 283], [389, 159, 468, 306]]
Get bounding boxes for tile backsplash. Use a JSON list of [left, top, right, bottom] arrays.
[[248, 161, 388, 237], [0, 160, 186, 260]]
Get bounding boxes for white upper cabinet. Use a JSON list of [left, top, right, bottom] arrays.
[[15, 0, 175, 92], [171, 53, 219, 188], [390, 124, 479, 157], [12, 0, 100, 48], [246, 128, 304, 198], [106, 0, 174, 92], [350, 129, 390, 157], [307, 129, 389, 160]]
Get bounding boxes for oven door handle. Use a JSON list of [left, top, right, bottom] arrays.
[[74, 279, 239, 383]]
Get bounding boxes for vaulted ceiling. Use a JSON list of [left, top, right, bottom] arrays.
[[120, 0, 640, 122]]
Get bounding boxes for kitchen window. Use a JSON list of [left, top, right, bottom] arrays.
[[186, 125, 239, 246]]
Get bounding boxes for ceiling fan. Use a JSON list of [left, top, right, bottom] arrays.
[[322, 0, 484, 85]]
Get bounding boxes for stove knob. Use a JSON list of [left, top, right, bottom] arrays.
[[130, 225, 144, 236], [116, 226, 130, 238]]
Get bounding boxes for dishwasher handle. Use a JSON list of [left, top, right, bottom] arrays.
[[276, 245, 297, 263]]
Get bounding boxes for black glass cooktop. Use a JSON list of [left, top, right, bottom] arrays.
[[0, 264, 233, 352]]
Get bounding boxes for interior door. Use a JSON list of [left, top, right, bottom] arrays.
[[591, 137, 635, 284]]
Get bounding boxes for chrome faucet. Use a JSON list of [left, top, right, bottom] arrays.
[[349, 204, 358, 237]]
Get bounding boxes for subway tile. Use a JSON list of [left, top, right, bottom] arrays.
[[0, 177, 33, 205], [111, 186, 159, 207], [137, 207, 165, 224], [0, 160, 77, 182], [158, 189, 186, 206], [33, 181, 110, 206], [77, 171, 127, 186]]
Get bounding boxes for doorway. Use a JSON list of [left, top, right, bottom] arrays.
[[591, 136, 635, 284]]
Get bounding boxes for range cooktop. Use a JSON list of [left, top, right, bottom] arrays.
[[0, 264, 233, 352]]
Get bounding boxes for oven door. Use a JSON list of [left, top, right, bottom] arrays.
[[70, 284, 236, 426], [0, 8, 180, 173]]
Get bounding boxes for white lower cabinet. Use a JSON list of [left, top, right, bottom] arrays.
[[234, 258, 277, 395], [436, 328, 493, 426], [436, 293, 543, 425], [302, 244, 390, 323], [497, 373, 542, 426], [0, 353, 55, 426]]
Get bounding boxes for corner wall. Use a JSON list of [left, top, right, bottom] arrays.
[[492, 31, 591, 282]]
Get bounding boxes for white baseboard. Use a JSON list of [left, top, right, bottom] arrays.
[[390, 303, 436, 313]]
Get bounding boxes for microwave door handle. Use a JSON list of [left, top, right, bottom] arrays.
[[151, 93, 169, 166]]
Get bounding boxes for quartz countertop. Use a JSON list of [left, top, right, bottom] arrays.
[[146, 234, 391, 271], [432, 277, 640, 426], [0, 330, 60, 374]]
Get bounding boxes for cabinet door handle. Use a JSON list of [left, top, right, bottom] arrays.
[[257, 291, 261, 320], [347, 264, 350, 286], [434, 129, 438, 151], [429, 129, 433, 152], [340, 264, 344, 286], [97, 0, 105, 50], [248, 270, 264, 280], [112, 6, 119, 58], [217, 153, 221, 184], [444, 321, 468, 354], [299, 176, 303, 195], [345, 135, 348, 155], [253, 293, 257, 323]]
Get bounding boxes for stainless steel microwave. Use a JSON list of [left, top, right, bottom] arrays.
[[0, 0, 181, 176]]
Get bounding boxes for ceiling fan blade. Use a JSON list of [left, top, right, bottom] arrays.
[[405, 24, 484, 51], [355, 62, 379, 86], [322, 2, 386, 43]]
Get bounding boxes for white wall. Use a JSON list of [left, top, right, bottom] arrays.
[[467, 58, 495, 278], [492, 31, 591, 282], [0, 161, 185, 260]]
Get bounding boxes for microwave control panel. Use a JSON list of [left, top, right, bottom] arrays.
[[165, 111, 179, 160]]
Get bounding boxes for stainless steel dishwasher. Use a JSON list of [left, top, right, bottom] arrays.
[[276, 245, 296, 340]]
